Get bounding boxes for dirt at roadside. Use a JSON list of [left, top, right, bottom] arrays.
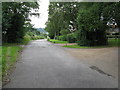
[[64, 47, 118, 79]]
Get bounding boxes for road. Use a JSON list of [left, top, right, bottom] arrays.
[[4, 39, 118, 88]]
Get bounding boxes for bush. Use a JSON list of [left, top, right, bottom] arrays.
[[47, 36, 50, 41], [22, 34, 45, 44], [22, 34, 31, 44], [67, 33, 77, 43], [31, 35, 45, 40], [36, 36, 45, 39], [57, 33, 77, 43], [77, 30, 108, 46], [58, 35, 67, 41]]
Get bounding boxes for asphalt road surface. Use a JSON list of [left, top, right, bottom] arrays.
[[4, 39, 118, 88]]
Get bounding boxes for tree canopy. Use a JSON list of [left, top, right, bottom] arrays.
[[46, 2, 120, 46], [2, 2, 39, 43]]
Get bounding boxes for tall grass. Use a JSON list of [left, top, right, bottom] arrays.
[[2, 46, 22, 80]]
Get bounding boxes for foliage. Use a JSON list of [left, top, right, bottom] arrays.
[[49, 39, 68, 44], [60, 29, 69, 35], [77, 3, 108, 46], [102, 2, 120, 29], [45, 2, 80, 39], [46, 2, 120, 46], [2, 2, 39, 43], [67, 33, 77, 43], [31, 36, 45, 40], [45, 10, 64, 39], [58, 33, 77, 43], [22, 32, 45, 44], [2, 45, 22, 79], [58, 35, 67, 41], [63, 38, 120, 48], [22, 34, 31, 44]]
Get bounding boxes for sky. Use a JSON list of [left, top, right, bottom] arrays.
[[30, 0, 49, 28]]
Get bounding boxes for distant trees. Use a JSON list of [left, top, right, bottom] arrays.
[[2, 2, 39, 43], [46, 2, 120, 46], [45, 2, 80, 39]]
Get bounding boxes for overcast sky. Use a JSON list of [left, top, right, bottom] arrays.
[[30, 0, 49, 28]]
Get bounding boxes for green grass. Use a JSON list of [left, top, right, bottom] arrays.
[[63, 39, 120, 48], [49, 39, 68, 44], [108, 38, 120, 47], [0, 47, 2, 81], [2, 45, 23, 79], [63, 45, 108, 48]]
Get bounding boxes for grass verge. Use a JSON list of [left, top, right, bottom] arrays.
[[49, 39, 68, 44], [0, 46, 2, 82], [63, 39, 120, 48], [1, 45, 23, 84]]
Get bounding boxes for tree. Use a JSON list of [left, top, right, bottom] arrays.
[[45, 9, 64, 39], [77, 3, 107, 46], [60, 29, 69, 35], [46, 2, 120, 46], [46, 2, 81, 39], [2, 2, 39, 43], [102, 2, 120, 29]]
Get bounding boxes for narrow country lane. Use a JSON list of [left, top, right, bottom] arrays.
[[4, 39, 118, 88]]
